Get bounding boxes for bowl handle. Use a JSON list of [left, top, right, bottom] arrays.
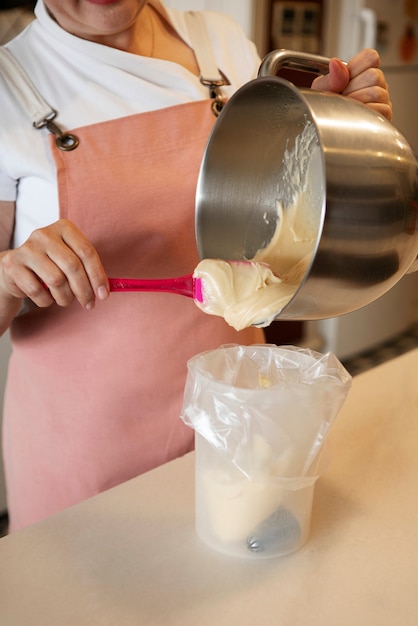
[[258, 49, 333, 79]]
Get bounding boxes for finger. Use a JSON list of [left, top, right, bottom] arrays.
[[59, 228, 110, 306], [363, 102, 393, 121], [342, 67, 388, 96], [0, 251, 56, 307], [342, 79, 392, 120], [311, 57, 350, 93], [343, 92, 393, 121], [346, 48, 381, 79]]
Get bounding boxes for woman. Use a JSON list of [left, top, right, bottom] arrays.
[[0, 0, 392, 532]]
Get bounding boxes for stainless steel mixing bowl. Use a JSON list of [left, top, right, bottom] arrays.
[[195, 50, 418, 320]]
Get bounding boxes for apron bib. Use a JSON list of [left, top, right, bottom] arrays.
[[4, 100, 263, 531]]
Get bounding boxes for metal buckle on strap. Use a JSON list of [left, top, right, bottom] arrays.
[[210, 92, 227, 117], [200, 70, 230, 117], [199, 73, 230, 89], [33, 111, 79, 151]]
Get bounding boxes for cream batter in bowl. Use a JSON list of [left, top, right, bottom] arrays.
[[195, 115, 324, 327]]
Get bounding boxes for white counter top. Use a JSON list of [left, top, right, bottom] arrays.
[[1, 348, 418, 626]]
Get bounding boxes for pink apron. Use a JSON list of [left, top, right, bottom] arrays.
[[3, 99, 263, 531]]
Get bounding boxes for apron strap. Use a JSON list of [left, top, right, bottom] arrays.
[[0, 47, 54, 127], [0, 47, 79, 151], [184, 11, 230, 115]]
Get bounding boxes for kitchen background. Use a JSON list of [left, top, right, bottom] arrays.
[[0, 0, 417, 520]]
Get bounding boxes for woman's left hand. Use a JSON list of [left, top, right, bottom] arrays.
[[311, 48, 392, 121]]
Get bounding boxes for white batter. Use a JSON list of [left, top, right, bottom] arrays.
[[194, 259, 296, 330], [194, 121, 324, 330]]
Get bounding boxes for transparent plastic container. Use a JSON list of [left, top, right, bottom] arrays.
[[181, 344, 351, 559]]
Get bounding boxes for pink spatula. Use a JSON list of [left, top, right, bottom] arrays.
[[108, 275, 204, 303]]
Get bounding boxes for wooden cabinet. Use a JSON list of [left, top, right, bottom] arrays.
[[267, 0, 324, 53]]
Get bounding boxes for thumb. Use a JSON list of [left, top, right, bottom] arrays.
[[311, 58, 350, 93]]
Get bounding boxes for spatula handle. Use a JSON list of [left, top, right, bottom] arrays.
[[108, 275, 197, 299]]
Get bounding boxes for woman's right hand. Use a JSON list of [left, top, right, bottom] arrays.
[[311, 48, 392, 121], [0, 219, 110, 315]]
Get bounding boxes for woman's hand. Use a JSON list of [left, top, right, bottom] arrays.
[[0, 219, 110, 313], [311, 48, 392, 121]]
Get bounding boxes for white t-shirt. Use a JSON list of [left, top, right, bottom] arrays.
[[0, 0, 260, 247]]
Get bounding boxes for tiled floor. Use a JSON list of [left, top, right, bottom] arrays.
[[0, 322, 417, 539], [341, 322, 418, 376]]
